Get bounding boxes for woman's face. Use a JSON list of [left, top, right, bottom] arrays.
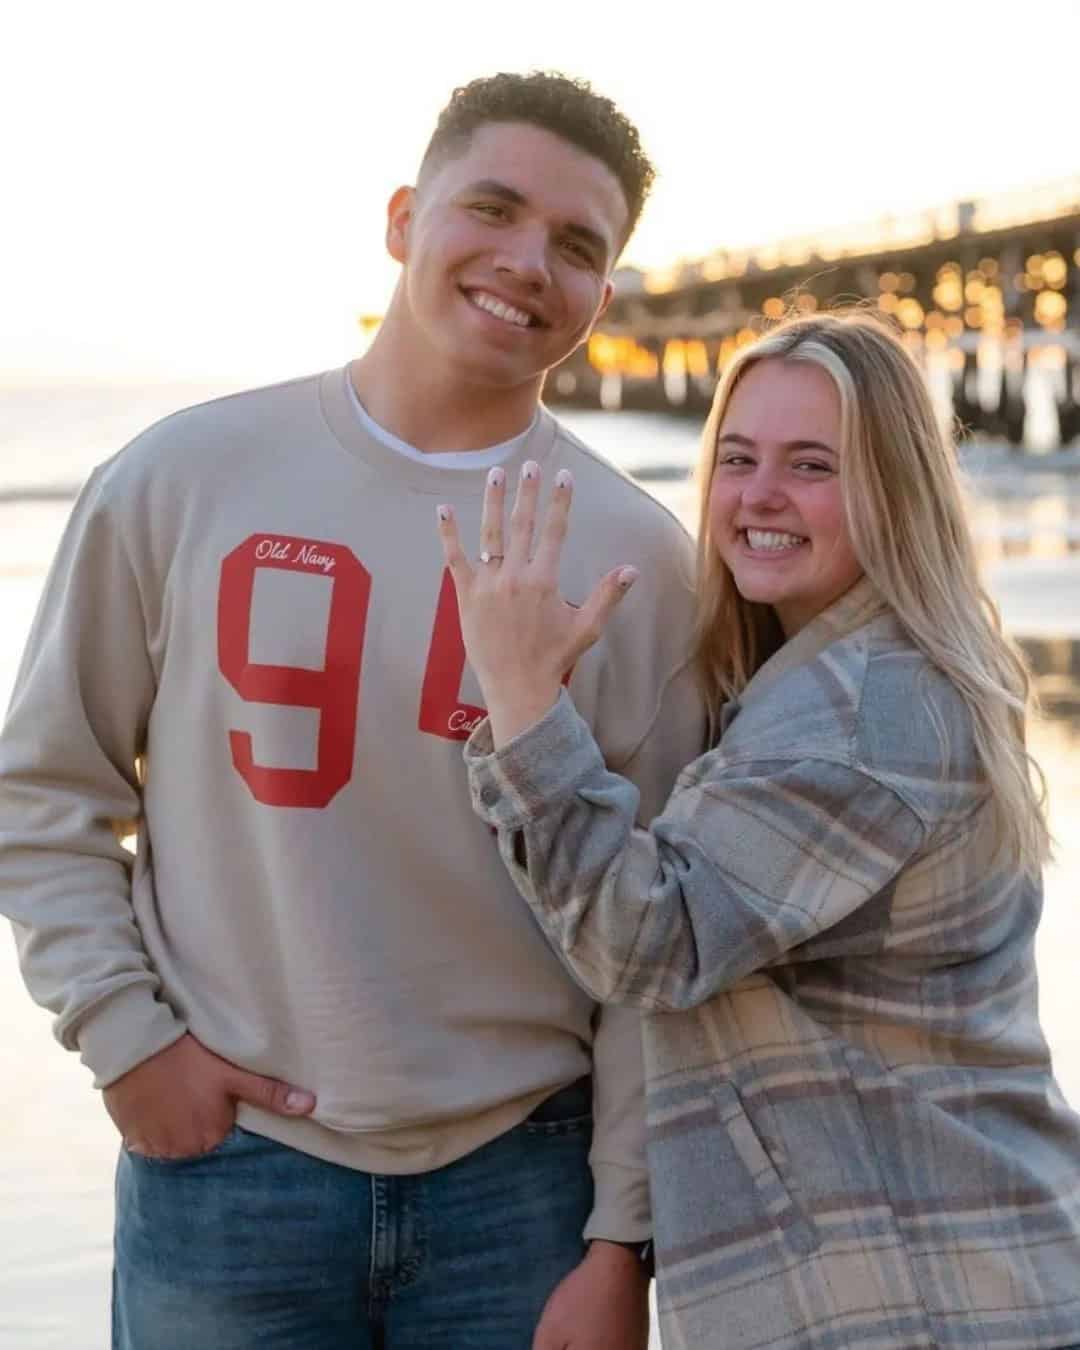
[[708, 358, 864, 637]]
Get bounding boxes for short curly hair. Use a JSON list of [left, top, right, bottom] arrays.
[[418, 70, 655, 250]]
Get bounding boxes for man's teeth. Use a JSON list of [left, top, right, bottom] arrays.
[[745, 529, 806, 551], [470, 291, 533, 328]]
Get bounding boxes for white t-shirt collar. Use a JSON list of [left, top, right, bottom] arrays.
[[345, 377, 537, 470]]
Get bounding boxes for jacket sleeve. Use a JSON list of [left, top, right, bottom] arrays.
[[465, 691, 925, 1015], [0, 470, 187, 1087]]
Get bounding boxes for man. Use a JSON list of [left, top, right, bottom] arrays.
[[0, 72, 704, 1348]]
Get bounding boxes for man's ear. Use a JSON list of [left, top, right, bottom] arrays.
[[595, 277, 615, 324], [573, 278, 616, 352], [386, 186, 416, 263]]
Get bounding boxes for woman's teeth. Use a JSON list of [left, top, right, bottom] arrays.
[[745, 529, 806, 551]]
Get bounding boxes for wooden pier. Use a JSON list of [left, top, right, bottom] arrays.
[[547, 178, 1080, 450]]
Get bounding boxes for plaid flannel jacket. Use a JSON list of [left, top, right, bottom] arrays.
[[466, 579, 1080, 1349]]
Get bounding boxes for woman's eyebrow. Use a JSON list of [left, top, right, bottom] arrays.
[[718, 432, 836, 454]]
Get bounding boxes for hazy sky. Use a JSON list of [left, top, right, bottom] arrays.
[[4, 0, 1078, 381]]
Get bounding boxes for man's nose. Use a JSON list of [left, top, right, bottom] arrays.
[[494, 225, 550, 290]]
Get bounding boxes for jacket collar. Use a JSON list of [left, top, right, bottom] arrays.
[[720, 578, 887, 733]]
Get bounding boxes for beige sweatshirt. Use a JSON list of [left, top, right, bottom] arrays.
[[0, 365, 705, 1240]]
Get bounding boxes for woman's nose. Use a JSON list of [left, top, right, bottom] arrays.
[[741, 466, 786, 509]]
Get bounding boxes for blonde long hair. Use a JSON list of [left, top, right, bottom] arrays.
[[693, 311, 1049, 874]]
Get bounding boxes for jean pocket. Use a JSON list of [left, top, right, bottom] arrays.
[[524, 1076, 593, 1136], [125, 1123, 245, 1166]]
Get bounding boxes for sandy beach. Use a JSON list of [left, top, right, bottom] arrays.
[[1, 480, 1078, 1349]]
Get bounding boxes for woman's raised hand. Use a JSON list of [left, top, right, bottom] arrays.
[[436, 461, 638, 746]]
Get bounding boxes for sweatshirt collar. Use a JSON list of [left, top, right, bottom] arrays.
[[318, 364, 559, 493]]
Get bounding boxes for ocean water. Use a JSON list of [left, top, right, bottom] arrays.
[[1, 379, 247, 495], [0, 378, 1078, 1349], [0, 378, 702, 496]]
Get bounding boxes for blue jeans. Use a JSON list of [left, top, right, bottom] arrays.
[[112, 1078, 593, 1349]]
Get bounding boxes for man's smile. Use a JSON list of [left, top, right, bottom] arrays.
[[462, 287, 544, 329]]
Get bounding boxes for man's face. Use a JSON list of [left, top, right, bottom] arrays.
[[386, 121, 629, 390]]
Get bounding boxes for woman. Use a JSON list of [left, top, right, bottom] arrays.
[[435, 313, 1080, 1348]]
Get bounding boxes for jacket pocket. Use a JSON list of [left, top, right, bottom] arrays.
[[646, 1077, 821, 1278], [711, 1081, 820, 1257]]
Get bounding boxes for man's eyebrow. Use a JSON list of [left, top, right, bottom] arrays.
[[460, 179, 528, 206], [460, 179, 610, 260], [718, 432, 837, 454]]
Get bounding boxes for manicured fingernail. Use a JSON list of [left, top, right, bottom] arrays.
[[488, 467, 505, 488], [285, 1090, 314, 1112], [617, 567, 639, 589], [522, 460, 538, 480], [437, 504, 451, 522], [555, 469, 572, 490]]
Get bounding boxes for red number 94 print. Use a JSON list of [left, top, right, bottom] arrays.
[[217, 534, 492, 809], [218, 535, 371, 808]]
